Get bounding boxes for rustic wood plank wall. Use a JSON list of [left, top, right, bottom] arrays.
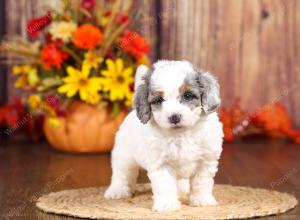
[[160, 0, 300, 126], [4, 0, 300, 126]]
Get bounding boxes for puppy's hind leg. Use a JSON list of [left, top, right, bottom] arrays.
[[104, 146, 139, 199], [177, 178, 190, 198]]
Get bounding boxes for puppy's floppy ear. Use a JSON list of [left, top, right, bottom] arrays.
[[134, 65, 152, 124], [134, 65, 149, 91], [196, 70, 221, 113]]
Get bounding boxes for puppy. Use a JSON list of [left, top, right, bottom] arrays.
[[105, 60, 223, 212]]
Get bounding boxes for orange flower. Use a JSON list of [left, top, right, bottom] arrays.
[[250, 102, 293, 137], [120, 31, 150, 59], [219, 99, 245, 142], [73, 24, 103, 49], [219, 107, 235, 142], [40, 43, 68, 70]]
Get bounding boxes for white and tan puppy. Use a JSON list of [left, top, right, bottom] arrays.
[[105, 60, 223, 212]]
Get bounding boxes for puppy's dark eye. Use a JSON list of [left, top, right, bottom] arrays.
[[150, 96, 164, 105], [183, 91, 197, 101]]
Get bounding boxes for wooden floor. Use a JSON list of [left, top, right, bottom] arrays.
[[0, 139, 299, 219]]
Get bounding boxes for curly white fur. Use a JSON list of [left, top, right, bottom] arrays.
[[105, 60, 223, 212]]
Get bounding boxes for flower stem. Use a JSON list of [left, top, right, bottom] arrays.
[[100, 21, 129, 57], [62, 45, 82, 67]]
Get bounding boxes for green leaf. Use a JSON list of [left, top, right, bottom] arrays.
[[101, 92, 109, 99], [42, 77, 62, 87], [110, 102, 120, 118], [61, 99, 71, 109], [27, 69, 39, 86]]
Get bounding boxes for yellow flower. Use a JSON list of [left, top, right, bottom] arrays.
[[101, 16, 109, 26], [83, 50, 103, 70], [58, 65, 102, 103], [49, 21, 77, 43], [28, 95, 42, 112], [12, 65, 31, 75], [12, 65, 39, 88], [86, 92, 101, 105], [42, 104, 57, 117], [15, 75, 28, 88], [27, 68, 40, 86], [48, 117, 61, 128], [28, 94, 57, 117], [125, 92, 134, 107], [100, 59, 134, 101], [137, 55, 150, 66]]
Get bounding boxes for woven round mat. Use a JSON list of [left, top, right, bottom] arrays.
[[36, 184, 297, 219]]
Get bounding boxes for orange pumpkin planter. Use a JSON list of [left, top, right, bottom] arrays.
[[43, 102, 126, 153]]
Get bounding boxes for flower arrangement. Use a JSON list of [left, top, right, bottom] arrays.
[[220, 99, 300, 143], [0, 0, 150, 122]]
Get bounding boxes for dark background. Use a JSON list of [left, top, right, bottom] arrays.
[[0, 0, 7, 104]]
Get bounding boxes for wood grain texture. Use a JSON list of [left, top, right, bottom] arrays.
[[160, 0, 300, 126], [0, 140, 299, 219], [132, 0, 158, 60]]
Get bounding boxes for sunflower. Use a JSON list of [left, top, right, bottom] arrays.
[[83, 50, 103, 70], [58, 65, 102, 104], [100, 59, 134, 101]]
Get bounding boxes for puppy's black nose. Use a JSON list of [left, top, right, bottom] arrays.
[[168, 114, 181, 125]]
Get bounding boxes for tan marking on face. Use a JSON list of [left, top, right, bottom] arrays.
[[153, 91, 164, 97], [179, 83, 189, 95]]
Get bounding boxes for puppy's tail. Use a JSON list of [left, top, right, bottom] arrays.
[[134, 65, 149, 91]]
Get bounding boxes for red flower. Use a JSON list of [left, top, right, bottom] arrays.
[[27, 11, 52, 37], [129, 83, 134, 92], [0, 98, 44, 140], [104, 11, 129, 25], [0, 105, 19, 128], [44, 33, 53, 43], [81, 0, 95, 11], [40, 43, 68, 70], [0, 98, 26, 128], [45, 94, 66, 117], [45, 94, 60, 109], [120, 31, 150, 59]]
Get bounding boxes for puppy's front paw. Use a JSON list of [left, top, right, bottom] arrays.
[[104, 185, 132, 199], [189, 194, 218, 206], [152, 197, 181, 212]]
